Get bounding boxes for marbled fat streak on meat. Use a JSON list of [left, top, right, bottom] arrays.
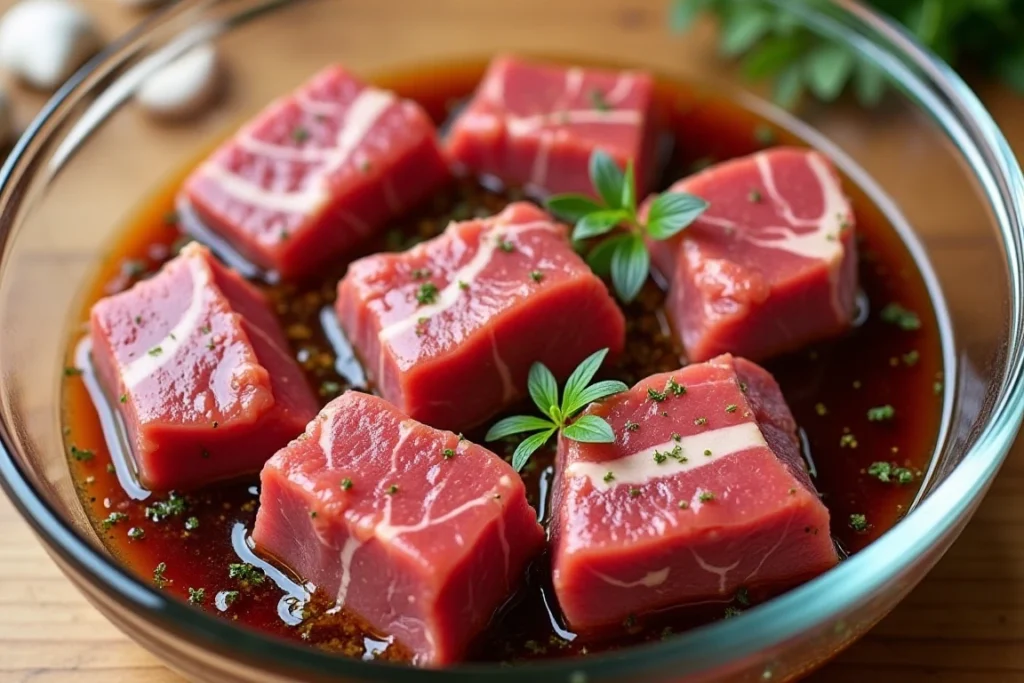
[[198, 88, 396, 214]]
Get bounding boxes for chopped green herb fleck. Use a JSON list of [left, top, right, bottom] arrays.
[[895, 468, 915, 484], [411, 268, 432, 280], [134, 315, 143, 325], [725, 404, 737, 413], [694, 416, 708, 426], [228, 563, 266, 586], [69, 445, 95, 461], [458, 280, 470, 291], [678, 500, 689, 509], [647, 387, 667, 402], [839, 433, 858, 448], [319, 380, 342, 397], [387, 484, 399, 495], [849, 514, 869, 532], [624, 420, 640, 432], [814, 402, 828, 416], [671, 432, 681, 442], [934, 381, 944, 395], [106, 463, 115, 474], [145, 492, 186, 522], [703, 449, 712, 457], [497, 237, 515, 252], [699, 490, 716, 503], [724, 606, 743, 619], [628, 487, 641, 498], [119, 393, 127, 404], [902, 350, 920, 366], [184, 517, 199, 531], [309, 511, 318, 518], [603, 471, 615, 483], [748, 189, 762, 203], [63, 366, 82, 377], [653, 450, 668, 464], [199, 324, 212, 335], [291, 126, 309, 142], [101, 512, 127, 530], [788, 487, 797, 495], [867, 461, 892, 483], [206, 339, 216, 351], [148, 346, 163, 357], [442, 448, 455, 460], [867, 405, 895, 422], [754, 124, 777, 146], [666, 377, 686, 396], [739, 382, 748, 393], [415, 282, 439, 305], [589, 88, 610, 111], [340, 478, 353, 491], [188, 587, 206, 604], [153, 562, 169, 588], [735, 587, 751, 606], [222, 590, 240, 607], [880, 303, 921, 330], [127, 527, 145, 541], [530, 270, 544, 283]]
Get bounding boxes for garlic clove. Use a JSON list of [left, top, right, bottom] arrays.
[[136, 43, 223, 121], [0, 0, 103, 92]]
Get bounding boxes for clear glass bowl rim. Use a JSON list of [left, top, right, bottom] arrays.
[[0, 0, 1022, 680]]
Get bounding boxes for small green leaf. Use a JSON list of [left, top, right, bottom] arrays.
[[562, 415, 616, 443], [646, 193, 710, 240], [720, 7, 773, 57], [621, 160, 637, 215], [774, 63, 804, 109], [561, 348, 610, 415], [670, 0, 709, 32], [528, 362, 559, 418], [590, 150, 625, 209], [854, 60, 886, 107], [485, 415, 557, 442], [586, 234, 631, 277], [563, 380, 630, 418], [512, 428, 557, 472], [804, 44, 855, 102], [741, 35, 806, 80], [610, 235, 650, 303], [573, 210, 629, 241], [547, 194, 604, 222]]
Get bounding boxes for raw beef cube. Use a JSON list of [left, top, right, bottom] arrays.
[[336, 201, 626, 431], [89, 243, 318, 490], [180, 65, 450, 280], [645, 147, 857, 362], [447, 55, 658, 197], [550, 354, 837, 633], [252, 391, 545, 665]]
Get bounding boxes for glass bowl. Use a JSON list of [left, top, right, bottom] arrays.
[[0, 0, 1022, 681]]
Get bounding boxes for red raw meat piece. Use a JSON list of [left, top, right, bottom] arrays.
[[645, 147, 857, 362], [550, 354, 837, 633], [89, 244, 318, 491], [336, 201, 625, 431], [252, 391, 544, 665], [447, 55, 658, 197], [180, 65, 450, 280]]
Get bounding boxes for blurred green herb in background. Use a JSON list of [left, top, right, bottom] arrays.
[[672, 0, 1024, 107]]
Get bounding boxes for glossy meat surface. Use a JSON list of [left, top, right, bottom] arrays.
[[336, 201, 626, 431], [550, 355, 838, 632], [252, 391, 545, 665], [447, 55, 657, 196], [89, 243, 318, 490], [181, 65, 450, 279], [646, 147, 857, 362]]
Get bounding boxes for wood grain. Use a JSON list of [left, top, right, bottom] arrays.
[[2, 1, 1024, 682]]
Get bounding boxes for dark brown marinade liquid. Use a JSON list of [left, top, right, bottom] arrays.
[[61, 61, 945, 663]]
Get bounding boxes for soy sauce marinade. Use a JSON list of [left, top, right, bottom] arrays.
[[61, 62, 944, 663]]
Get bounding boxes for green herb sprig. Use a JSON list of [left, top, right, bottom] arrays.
[[547, 150, 708, 303], [485, 348, 627, 471], [672, 0, 1024, 108]]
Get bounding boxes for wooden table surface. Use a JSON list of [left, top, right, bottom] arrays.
[[3, 2, 1024, 682]]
